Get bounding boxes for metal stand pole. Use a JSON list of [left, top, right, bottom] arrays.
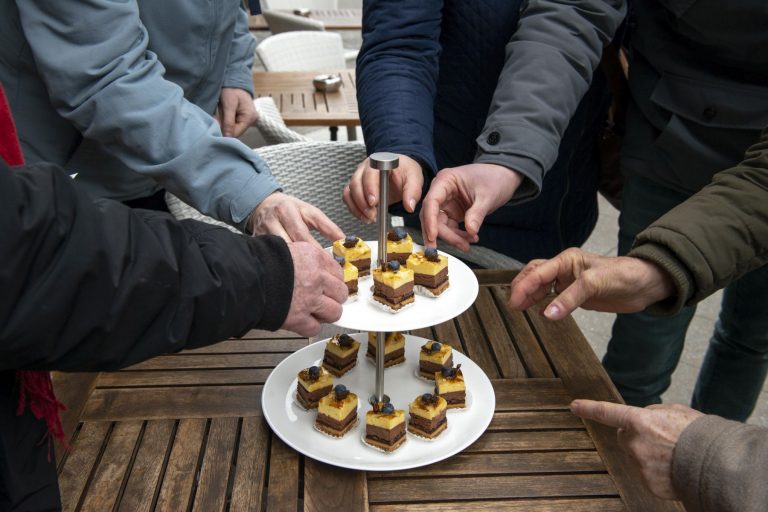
[[368, 152, 399, 404]]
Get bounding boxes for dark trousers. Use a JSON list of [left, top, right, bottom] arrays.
[[0, 372, 61, 511], [603, 175, 768, 420]]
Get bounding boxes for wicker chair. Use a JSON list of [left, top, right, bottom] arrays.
[[166, 141, 522, 269], [256, 31, 346, 71], [261, 10, 359, 62]]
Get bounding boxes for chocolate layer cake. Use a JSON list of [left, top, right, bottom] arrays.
[[315, 385, 358, 437], [385, 227, 413, 264], [335, 255, 358, 298], [407, 393, 448, 439], [406, 248, 449, 297], [296, 365, 333, 409], [435, 365, 466, 409], [372, 261, 415, 313], [366, 331, 406, 367], [418, 341, 453, 380], [322, 334, 360, 377], [333, 235, 371, 276], [364, 402, 406, 452]]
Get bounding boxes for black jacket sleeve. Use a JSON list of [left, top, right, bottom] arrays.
[[0, 161, 294, 371]]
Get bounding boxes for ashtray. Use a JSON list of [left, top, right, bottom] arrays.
[[312, 74, 342, 93], [293, 8, 311, 17]]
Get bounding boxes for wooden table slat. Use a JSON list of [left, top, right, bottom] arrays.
[[368, 451, 606, 478], [116, 420, 175, 512], [455, 307, 502, 378], [488, 410, 584, 430], [52, 372, 99, 466], [182, 338, 309, 354], [266, 435, 300, 511], [474, 287, 528, 378], [229, 417, 270, 512], [191, 417, 239, 512], [125, 353, 289, 371], [431, 319, 466, 354], [370, 498, 627, 512], [80, 421, 143, 512], [96, 369, 273, 388], [304, 458, 369, 512], [466, 430, 595, 453], [58, 422, 111, 511], [83, 386, 263, 421], [493, 378, 572, 411], [154, 419, 207, 512], [368, 474, 619, 503], [490, 286, 556, 378]]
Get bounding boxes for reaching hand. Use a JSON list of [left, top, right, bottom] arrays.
[[507, 248, 676, 320], [343, 154, 424, 223], [571, 399, 703, 500], [281, 242, 347, 336], [215, 87, 259, 137], [249, 192, 344, 248], [420, 163, 522, 251]]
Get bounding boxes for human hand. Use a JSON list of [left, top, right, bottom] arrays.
[[571, 399, 703, 500], [281, 241, 347, 336], [215, 87, 259, 137], [343, 154, 424, 223], [420, 163, 523, 251], [508, 248, 675, 320], [249, 192, 344, 247]]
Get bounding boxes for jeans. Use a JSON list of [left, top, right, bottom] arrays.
[[603, 175, 768, 421]]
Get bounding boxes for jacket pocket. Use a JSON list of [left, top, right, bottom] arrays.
[[650, 73, 768, 131]]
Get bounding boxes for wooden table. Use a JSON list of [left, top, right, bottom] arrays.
[[54, 270, 684, 511], [253, 69, 358, 140], [250, 8, 362, 31]]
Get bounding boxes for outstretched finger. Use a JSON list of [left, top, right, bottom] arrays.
[[303, 204, 344, 244], [508, 257, 565, 310], [541, 273, 599, 320], [400, 168, 424, 213], [420, 181, 453, 246], [570, 399, 636, 430]]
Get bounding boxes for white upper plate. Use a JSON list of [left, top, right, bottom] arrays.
[[331, 241, 479, 332], [262, 333, 495, 471]]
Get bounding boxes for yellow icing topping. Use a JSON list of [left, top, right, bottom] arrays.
[[435, 371, 466, 393], [326, 335, 360, 357], [333, 238, 371, 261], [386, 233, 413, 253], [297, 367, 334, 392], [366, 407, 405, 429], [372, 266, 414, 288], [367, 332, 405, 348], [318, 391, 358, 420], [406, 251, 448, 275], [419, 340, 453, 364], [342, 261, 358, 282], [409, 395, 447, 419]]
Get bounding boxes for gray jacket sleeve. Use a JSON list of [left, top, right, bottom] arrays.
[[673, 415, 768, 512], [15, 0, 279, 226], [475, 0, 626, 201], [223, 5, 258, 96]]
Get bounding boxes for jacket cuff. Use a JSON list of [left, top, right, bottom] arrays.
[[229, 163, 282, 226], [628, 243, 693, 316], [222, 75, 255, 97], [474, 152, 541, 203], [475, 123, 558, 186], [245, 234, 294, 330]]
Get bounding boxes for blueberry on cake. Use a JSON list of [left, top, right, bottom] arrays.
[[322, 334, 360, 377], [435, 364, 466, 409], [332, 235, 371, 277], [385, 227, 413, 264], [372, 260, 415, 313], [418, 340, 453, 380], [296, 365, 333, 409], [407, 393, 448, 439], [406, 247, 449, 297], [315, 385, 359, 437], [364, 401, 406, 452]]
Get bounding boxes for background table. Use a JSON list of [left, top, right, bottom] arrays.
[[54, 270, 684, 511], [249, 8, 363, 31]]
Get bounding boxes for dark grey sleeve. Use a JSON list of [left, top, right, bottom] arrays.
[[474, 0, 626, 201], [673, 415, 768, 512]]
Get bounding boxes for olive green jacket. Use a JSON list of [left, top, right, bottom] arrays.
[[629, 129, 768, 315]]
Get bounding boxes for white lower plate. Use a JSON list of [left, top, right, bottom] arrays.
[[330, 241, 479, 332], [262, 333, 495, 471]]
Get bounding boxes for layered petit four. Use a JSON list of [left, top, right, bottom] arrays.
[[406, 247, 449, 297], [333, 235, 371, 277], [364, 401, 407, 452], [366, 331, 406, 367], [386, 227, 413, 264], [335, 255, 359, 300], [407, 393, 448, 439], [435, 364, 466, 409], [372, 260, 415, 313], [315, 385, 358, 437], [418, 340, 453, 379], [322, 334, 360, 377], [296, 365, 333, 409]]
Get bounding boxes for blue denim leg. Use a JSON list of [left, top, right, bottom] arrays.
[[692, 264, 768, 420], [603, 175, 697, 406]]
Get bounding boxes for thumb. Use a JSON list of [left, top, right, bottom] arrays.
[[463, 201, 490, 238], [542, 273, 597, 320], [401, 167, 424, 213]]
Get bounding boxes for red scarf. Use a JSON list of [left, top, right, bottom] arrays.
[[0, 84, 68, 452]]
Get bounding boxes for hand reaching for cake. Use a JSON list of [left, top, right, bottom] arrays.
[[343, 154, 424, 223], [281, 241, 348, 336], [249, 192, 344, 248], [420, 163, 523, 251], [570, 399, 703, 500]]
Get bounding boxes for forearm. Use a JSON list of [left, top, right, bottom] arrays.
[[0, 162, 293, 372], [475, 0, 626, 199], [673, 415, 768, 512], [631, 129, 768, 313], [16, 0, 277, 225], [357, 0, 443, 174]]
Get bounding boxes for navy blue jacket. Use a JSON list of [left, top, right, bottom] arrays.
[[357, 0, 626, 260]]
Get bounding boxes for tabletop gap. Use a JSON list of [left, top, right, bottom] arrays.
[[110, 420, 148, 512], [73, 421, 115, 512]]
